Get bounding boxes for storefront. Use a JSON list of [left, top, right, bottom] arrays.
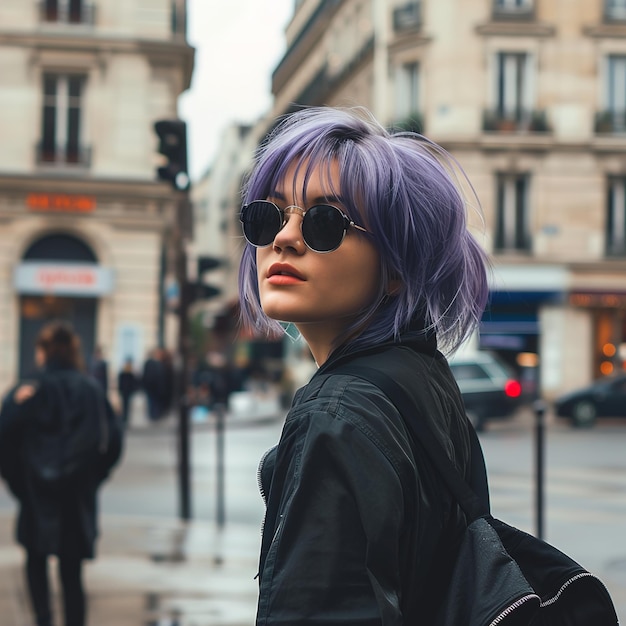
[[568, 291, 626, 379], [0, 182, 176, 390]]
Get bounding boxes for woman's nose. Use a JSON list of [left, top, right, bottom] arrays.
[[272, 214, 306, 253]]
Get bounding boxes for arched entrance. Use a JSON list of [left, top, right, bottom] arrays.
[[17, 233, 103, 377]]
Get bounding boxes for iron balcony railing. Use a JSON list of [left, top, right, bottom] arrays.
[[390, 113, 424, 134], [595, 110, 626, 134], [393, 2, 421, 32], [36, 142, 92, 168], [492, 0, 535, 21], [483, 109, 550, 133]]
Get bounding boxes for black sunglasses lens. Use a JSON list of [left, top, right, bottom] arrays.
[[302, 205, 346, 252], [242, 201, 282, 247]]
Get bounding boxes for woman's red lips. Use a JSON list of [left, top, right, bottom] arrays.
[[267, 263, 305, 283]]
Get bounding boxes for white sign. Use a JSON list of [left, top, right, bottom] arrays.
[[14, 262, 115, 296]]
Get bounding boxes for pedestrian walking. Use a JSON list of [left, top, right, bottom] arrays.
[[238, 106, 489, 624], [0, 321, 123, 626], [141, 348, 166, 421], [117, 357, 139, 427], [88, 345, 108, 393]]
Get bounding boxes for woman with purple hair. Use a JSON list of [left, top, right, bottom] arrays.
[[239, 106, 489, 625]]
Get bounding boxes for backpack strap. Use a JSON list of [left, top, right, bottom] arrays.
[[336, 364, 489, 522]]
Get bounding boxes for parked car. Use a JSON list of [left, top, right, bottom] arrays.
[[553, 374, 626, 427], [448, 351, 523, 430]]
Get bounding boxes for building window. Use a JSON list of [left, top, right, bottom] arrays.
[[497, 52, 531, 121], [607, 178, 626, 256], [493, 0, 534, 17], [170, 0, 186, 35], [483, 51, 540, 131], [41, 0, 94, 25], [495, 174, 531, 252], [394, 62, 420, 124], [598, 56, 626, 133], [39, 73, 89, 166], [605, 0, 626, 21]]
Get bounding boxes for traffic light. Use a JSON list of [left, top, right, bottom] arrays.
[[197, 256, 221, 275], [185, 255, 222, 304], [154, 119, 190, 191], [184, 282, 220, 302]]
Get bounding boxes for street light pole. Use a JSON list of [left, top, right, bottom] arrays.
[[153, 118, 193, 521], [175, 193, 193, 521]]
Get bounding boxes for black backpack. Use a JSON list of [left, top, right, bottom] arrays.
[[335, 363, 619, 626], [23, 370, 109, 491]]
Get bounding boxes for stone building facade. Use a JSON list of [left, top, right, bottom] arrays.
[[262, 0, 626, 397], [0, 0, 193, 385]]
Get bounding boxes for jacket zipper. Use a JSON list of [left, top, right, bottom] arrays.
[[539, 571, 610, 608], [489, 571, 612, 625], [489, 593, 540, 626], [257, 445, 276, 506], [257, 445, 277, 539]]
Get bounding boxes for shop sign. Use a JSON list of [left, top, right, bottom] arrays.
[[569, 292, 626, 308], [14, 262, 114, 296], [26, 193, 96, 213]]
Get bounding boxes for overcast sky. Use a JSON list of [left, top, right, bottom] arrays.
[[179, 0, 294, 180]]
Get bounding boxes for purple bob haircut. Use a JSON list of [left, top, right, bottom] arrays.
[[238, 107, 489, 355]]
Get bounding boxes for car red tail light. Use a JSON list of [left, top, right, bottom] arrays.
[[504, 379, 522, 398]]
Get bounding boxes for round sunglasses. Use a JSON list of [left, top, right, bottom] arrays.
[[239, 200, 368, 253]]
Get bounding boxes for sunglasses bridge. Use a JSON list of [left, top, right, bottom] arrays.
[[281, 204, 368, 234]]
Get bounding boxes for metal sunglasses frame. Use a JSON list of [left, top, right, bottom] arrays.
[[240, 200, 369, 253]]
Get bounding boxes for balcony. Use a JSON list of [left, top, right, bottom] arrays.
[[390, 113, 424, 134], [36, 143, 92, 169], [492, 0, 535, 21], [604, 1, 626, 22], [483, 109, 550, 133], [595, 110, 626, 134], [393, 2, 421, 32], [39, 1, 96, 26]]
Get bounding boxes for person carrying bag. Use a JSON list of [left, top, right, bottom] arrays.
[[334, 362, 619, 626], [237, 105, 618, 625]]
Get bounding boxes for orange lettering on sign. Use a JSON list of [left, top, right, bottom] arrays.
[[26, 194, 96, 213], [37, 269, 97, 288]]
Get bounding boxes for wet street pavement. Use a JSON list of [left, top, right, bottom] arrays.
[[0, 399, 624, 624]]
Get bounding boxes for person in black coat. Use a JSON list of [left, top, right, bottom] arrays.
[[88, 345, 108, 393], [0, 321, 123, 626], [237, 107, 490, 624], [141, 347, 166, 421], [117, 357, 138, 426]]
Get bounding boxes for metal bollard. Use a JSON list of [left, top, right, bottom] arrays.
[[215, 402, 226, 528], [533, 399, 547, 540]]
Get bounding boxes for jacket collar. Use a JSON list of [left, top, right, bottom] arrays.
[[317, 324, 438, 378]]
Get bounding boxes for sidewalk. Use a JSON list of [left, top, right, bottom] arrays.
[[0, 511, 262, 626]]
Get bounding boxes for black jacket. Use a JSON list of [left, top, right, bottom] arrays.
[[0, 365, 123, 558], [256, 334, 472, 625]]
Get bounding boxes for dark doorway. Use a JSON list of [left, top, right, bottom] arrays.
[[19, 296, 96, 377], [18, 233, 98, 378]]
